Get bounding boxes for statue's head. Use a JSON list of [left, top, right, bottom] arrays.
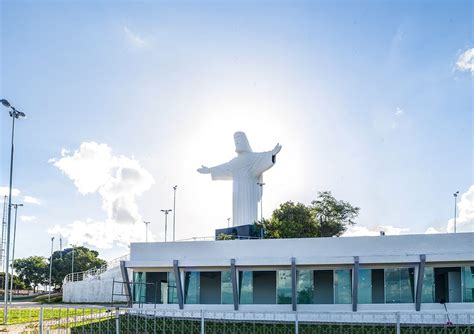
[[234, 131, 252, 153]]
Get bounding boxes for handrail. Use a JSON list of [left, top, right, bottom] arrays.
[[63, 253, 129, 283]]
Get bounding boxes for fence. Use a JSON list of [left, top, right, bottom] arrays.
[[64, 254, 129, 283], [0, 305, 472, 334]]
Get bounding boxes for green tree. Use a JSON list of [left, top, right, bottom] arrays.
[[260, 192, 359, 239], [310, 191, 360, 237], [50, 246, 106, 288], [12, 256, 48, 292], [261, 201, 317, 239]]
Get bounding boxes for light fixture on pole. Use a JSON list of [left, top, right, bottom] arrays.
[[9, 203, 23, 303], [161, 209, 172, 242], [1, 99, 26, 322], [257, 182, 266, 222], [143, 221, 151, 242], [48, 237, 54, 302], [172, 185, 177, 242], [453, 191, 459, 233]]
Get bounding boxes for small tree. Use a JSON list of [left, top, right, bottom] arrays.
[[50, 246, 106, 288], [310, 191, 360, 237], [12, 256, 47, 292], [260, 192, 359, 239]]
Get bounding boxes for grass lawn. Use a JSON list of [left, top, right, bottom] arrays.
[[0, 307, 104, 325]]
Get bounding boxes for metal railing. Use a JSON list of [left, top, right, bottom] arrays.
[[0, 305, 472, 333], [63, 254, 129, 284]]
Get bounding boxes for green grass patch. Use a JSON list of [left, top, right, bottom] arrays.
[[0, 307, 104, 325]]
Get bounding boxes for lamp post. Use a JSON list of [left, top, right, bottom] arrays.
[[143, 221, 151, 242], [257, 182, 265, 222], [161, 209, 172, 242], [172, 185, 177, 242], [1, 98, 26, 323], [48, 237, 54, 302], [71, 245, 75, 275], [9, 203, 23, 302], [453, 191, 459, 233], [227, 218, 231, 228]]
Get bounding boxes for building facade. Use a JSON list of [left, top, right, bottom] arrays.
[[124, 233, 474, 312]]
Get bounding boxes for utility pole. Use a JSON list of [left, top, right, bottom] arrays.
[[257, 182, 265, 222], [48, 237, 54, 302], [1, 98, 26, 323], [453, 191, 459, 233], [172, 185, 177, 241], [143, 221, 151, 242], [9, 203, 22, 302], [161, 209, 172, 242]]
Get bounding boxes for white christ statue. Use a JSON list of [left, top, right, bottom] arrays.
[[197, 131, 282, 227]]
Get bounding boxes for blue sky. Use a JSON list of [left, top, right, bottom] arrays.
[[1, 0, 472, 261]]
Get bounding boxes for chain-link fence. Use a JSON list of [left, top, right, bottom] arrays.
[[0, 305, 472, 333]]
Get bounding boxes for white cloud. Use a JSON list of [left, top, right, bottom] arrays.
[[48, 219, 153, 249], [0, 187, 20, 197], [446, 185, 474, 233], [20, 215, 36, 223], [344, 224, 410, 237], [425, 227, 442, 234], [456, 48, 474, 73], [395, 107, 404, 116], [123, 26, 148, 48], [23, 195, 41, 205], [50, 142, 155, 248]]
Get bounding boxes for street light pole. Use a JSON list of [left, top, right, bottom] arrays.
[[227, 218, 231, 228], [71, 245, 75, 275], [161, 209, 172, 242], [143, 221, 151, 242], [9, 204, 23, 302], [48, 237, 54, 302], [1, 99, 26, 323], [257, 182, 265, 222], [453, 191, 459, 233], [172, 186, 177, 242]]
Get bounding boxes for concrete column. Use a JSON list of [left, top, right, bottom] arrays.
[[173, 260, 184, 309], [352, 256, 359, 312], [415, 254, 426, 311], [230, 258, 239, 311], [291, 257, 297, 312]]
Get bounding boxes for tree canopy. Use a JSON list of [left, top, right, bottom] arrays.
[[13, 256, 48, 292], [260, 191, 359, 239]]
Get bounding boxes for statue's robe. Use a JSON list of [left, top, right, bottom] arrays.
[[209, 151, 275, 227]]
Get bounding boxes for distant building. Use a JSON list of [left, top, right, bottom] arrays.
[[124, 233, 474, 312]]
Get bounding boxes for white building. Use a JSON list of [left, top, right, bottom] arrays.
[[123, 233, 474, 313]]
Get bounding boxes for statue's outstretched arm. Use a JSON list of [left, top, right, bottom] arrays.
[[197, 165, 211, 174]]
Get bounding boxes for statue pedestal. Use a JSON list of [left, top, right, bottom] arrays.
[[215, 224, 263, 240]]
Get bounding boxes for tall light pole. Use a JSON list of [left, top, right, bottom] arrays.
[[48, 237, 55, 302], [453, 191, 459, 233], [257, 182, 265, 222], [161, 209, 172, 242], [1, 99, 26, 323], [227, 218, 231, 228], [9, 203, 23, 302], [143, 221, 151, 242], [71, 245, 75, 275], [172, 185, 177, 242], [1, 195, 8, 273]]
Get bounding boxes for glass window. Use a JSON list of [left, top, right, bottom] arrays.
[[314, 270, 334, 304], [334, 269, 352, 304], [133, 272, 146, 303], [462, 266, 474, 303], [358, 269, 372, 304], [421, 267, 435, 303], [167, 272, 178, 304], [296, 270, 314, 304], [385, 268, 414, 303], [184, 272, 200, 304], [239, 271, 253, 304], [277, 270, 292, 304], [221, 270, 233, 304]]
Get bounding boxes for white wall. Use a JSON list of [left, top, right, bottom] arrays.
[[63, 266, 128, 303]]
